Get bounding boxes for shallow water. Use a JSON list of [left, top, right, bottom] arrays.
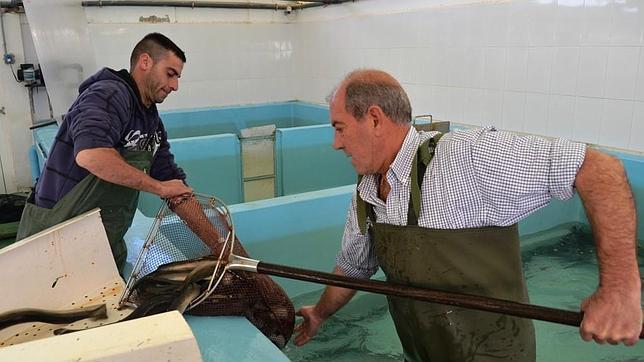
[[284, 226, 644, 362]]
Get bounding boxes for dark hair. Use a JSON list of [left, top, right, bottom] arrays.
[[129, 32, 186, 70], [333, 69, 412, 125]]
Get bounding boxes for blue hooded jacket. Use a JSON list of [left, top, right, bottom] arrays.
[[33, 67, 185, 208]]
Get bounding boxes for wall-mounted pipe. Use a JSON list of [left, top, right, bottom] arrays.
[[0, 1, 22, 10], [81, 1, 356, 11]]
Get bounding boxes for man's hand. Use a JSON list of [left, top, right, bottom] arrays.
[[294, 305, 326, 346], [157, 179, 192, 199], [580, 285, 642, 346]]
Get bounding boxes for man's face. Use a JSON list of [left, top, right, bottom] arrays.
[[144, 51, 183, 104], [330, 89, 376, 175]]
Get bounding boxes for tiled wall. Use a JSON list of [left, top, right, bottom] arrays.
[[85, 6, 298, 111], [83, 1, 644, 152], [295, 0, 644, 151]]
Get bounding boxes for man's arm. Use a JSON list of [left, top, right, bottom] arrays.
[[76, 147, 191, 198], [294, 267, 357, 346], [168, 194, 225, 254], [575, 147, 642, 345]]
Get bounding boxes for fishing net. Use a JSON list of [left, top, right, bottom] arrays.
[[121, 193, 294, 348]]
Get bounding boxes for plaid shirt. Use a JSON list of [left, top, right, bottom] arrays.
[[336, 126, 586, 278]]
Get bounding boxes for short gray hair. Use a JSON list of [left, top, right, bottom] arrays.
[[330, 69, 412, 124]]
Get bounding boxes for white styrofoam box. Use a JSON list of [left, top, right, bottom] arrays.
[[573, 96, 604, 144], [0, 311, 201, 362], [547, 94, 576, 139], [550, 46, 580, 96], [524, 93, 550, 137], [501, 91, 527, 132], [599, 99, 634, 149], [526, 47, 554, 94], [576, 46, 609, 98], [0, 209, 202, 360], [605, 47, 640, 100], [628, 101, 644, 151]]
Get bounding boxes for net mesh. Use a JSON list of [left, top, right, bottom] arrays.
[[121, 194, 294, 348]]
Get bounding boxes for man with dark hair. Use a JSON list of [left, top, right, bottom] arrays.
[[17, 32, 221, 273], [294, 69, 642, 360]]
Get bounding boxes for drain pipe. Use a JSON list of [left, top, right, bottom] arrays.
[[81, 1, 356, 11]]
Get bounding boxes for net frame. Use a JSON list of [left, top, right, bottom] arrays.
[[119, 193, 234, 309]]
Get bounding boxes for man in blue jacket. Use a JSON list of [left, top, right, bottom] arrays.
[[17, 33, 217, 273]]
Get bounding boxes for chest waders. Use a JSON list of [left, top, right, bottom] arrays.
[[17, 150, 153, 274], [357, 137, 535, 362]]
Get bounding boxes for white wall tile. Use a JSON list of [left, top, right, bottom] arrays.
[[528, 0, 557, 46], [483, 47, 507, 90], [580, 0, 612, 46], [431, 86, 450, 120], [599, 99, 634, 149], [576, 46, 608, 98], [482, 4, 509, 47], [463, 88, 484, 126], [447, 87, 466, 122], [573, 96, 603, 144], [637, 49, 644, 101], [506, 2, 532, 46], [628, 101, 644, 151], [526, 47, 553, 93], [462, 47, 484, 89], [553, 0, 584, 46], [448, 5, 473, 46], [550, 47, 580, 95], [501, 91, 526, 132], [447, 47, 467, 88], [608, 0, 644, 46], [481, 89, 504, 126], [524, 93, 550, 137], [429, 46, 449, 86], [547, 95, 576, 138], [406, 83, 433, 116], [605, 47, 640, 100], [505, 47, 528, 92]]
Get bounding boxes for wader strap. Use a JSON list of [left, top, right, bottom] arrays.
[[357, 134, 443, 234]]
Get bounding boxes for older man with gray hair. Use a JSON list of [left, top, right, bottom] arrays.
[[294, 69, 642, 361]]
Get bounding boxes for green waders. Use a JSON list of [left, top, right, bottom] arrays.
[[17, 150, 153, 274], [357, 137, 535, 362]]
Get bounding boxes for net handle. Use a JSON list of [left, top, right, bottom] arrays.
[[226, 254, 644, 339]]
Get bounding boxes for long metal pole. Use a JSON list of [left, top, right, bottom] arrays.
[[227, 254, 644, 338]]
